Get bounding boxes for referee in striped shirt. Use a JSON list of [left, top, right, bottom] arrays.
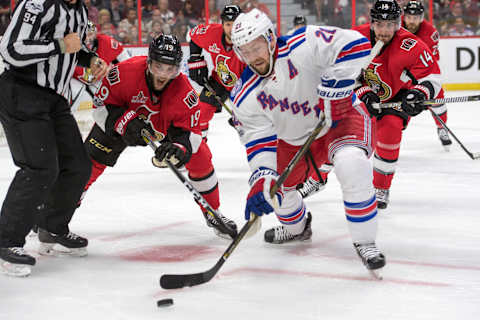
[[0, 0, 108, 276]]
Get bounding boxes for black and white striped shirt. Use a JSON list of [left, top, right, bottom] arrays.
[[0, 0, 95, 100]]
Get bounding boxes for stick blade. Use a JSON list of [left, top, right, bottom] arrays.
[[160, 268, 216, 289]]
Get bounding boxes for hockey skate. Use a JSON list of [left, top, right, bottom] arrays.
[[437, 128, 452, 151], [354, 242, 385, 279], [203, 211, 238, 240], [0, 247, 36, 277], [297, 177, 327, 198], [264, 212, 312, 244], [375, 188, 389, 209], [38, 228, 88, 257]]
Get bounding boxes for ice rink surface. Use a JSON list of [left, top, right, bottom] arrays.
[[1, 91, 479, 320]]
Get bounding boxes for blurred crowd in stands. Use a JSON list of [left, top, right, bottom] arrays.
[[1, 0, 479, 44]]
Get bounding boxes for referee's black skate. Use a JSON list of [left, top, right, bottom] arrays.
[[38, 228, 88, 257], [0, 247, 36, 277], [264, 212, 312, 244], [203, 211, 237, 240]]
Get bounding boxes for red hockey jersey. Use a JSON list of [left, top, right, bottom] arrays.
[[189, 23, 245, 91], [402, 19, 440, 60], [94, 56, 201, 139], [353, 24, 442, 102], [74, 34, 125, 84]]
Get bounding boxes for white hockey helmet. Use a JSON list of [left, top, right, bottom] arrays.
[[231, 8, 276, 76]]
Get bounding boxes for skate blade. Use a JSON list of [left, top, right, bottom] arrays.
[[368, 269, 383, 280], [442, 144, 451, 152], [0, 261, 32, 277], [38, 243, 88, 257]]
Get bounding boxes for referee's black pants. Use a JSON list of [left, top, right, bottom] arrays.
[[0, 72, 91, 247]]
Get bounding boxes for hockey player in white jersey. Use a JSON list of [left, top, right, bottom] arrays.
[[230, 9, 385, 272]]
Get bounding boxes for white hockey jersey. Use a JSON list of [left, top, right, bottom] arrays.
[[230, 26, 372, 171]]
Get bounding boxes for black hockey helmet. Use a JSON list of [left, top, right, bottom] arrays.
[[221, 4, 242, 22], [148, 34, 183, 66], [403, 1, 424, 16], [293, 15, 307, 26], [370, 0, 401, 21]]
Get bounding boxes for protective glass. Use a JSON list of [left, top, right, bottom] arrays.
[[148, 60, 180, 79]]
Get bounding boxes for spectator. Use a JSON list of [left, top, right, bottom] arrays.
[[146, 9, 170, 34], [173, 22, 189, 42], [98, 9, 117, 37], [147, 20, 164, 43], [181, 0, 201, 27], [123, 0, 136, 19], [85, 0, 99, 25], [0, 0, 10, 36], [157, 0, 176, 30], [142, 0, 154, 21], [109, 0, 124, 27], [448, 17, 475, 35]]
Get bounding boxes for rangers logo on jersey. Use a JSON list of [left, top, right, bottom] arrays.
[[364, 63, 392, 101], [215, 55, 237, 87]]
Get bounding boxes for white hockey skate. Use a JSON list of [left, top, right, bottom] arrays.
[[354, 242, 385, 280], [264, 212, 312, 244]]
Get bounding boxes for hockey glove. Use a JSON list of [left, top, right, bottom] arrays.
[[114, 110, 154, 146], [356, 86, 381, 117], [401, 88, 427, 117], [154, 141, 192, 168], [188, 56, 208, 86], [317, 78, 354, 120], [245, 167, 284, 220]]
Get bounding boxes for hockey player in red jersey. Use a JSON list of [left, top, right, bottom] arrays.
[[354, 0, 443, 209], [71, 21, 130, 108], [402, 0, 452, 150], [187, 4, 245, 138], [82, 35, 237, 239]]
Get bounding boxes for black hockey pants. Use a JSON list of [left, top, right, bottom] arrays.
[[0, 72, 91, 247]]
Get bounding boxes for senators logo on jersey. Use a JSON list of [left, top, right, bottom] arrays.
[[364, 63, 392, 101], [135, 104, 165, 141], [216, 55, 237, 87]]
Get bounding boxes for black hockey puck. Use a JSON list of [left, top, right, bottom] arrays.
[[157, 298, 174, 308]]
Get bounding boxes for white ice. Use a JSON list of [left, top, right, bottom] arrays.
[[1, 91, 479, 320]]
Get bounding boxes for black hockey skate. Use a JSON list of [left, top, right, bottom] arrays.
[[354, 242, 385, 279], [375, 188, 389, 209], [0, 247, 36, 277], [203, 211, 238, 240], [297, 177, 327, 198], [437, 128, 452, 151], [264, 212, 312, 244], [38, 228, 88, 257]]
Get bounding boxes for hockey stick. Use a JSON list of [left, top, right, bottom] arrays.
[[371, 94, 480, 111], [141, 129, 238, 239], [158, 40, 382, 290], [427, 107, 480, 160], [203, 79, 233, 115], [159, 115, 327, 290]]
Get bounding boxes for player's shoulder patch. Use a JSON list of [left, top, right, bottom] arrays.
[[431, 30, 439, 43], [25, 0, 44, 15], [190, 24, 210, 37], [110, 38, 119, 50], [400, 38, 417, 52], [106, 65, 120, 86], [183, 90, 198, 109]]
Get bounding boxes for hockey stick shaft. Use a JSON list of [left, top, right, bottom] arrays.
[[203, 80, 233, 115], [372, 94, 480, 110], [141, 129, 238, 238], [428, 108, 480, 160]]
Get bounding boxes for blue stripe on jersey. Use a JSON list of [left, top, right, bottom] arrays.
[[335, 50, 371, 64], [278, 38, 306, 58], [245, 135, 277, 148], [247, 147, 277, 162], [341, 37, 370, 51], [236, 75, 264, 107]]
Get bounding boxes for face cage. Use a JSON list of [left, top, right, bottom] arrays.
[[147, 59, 181, 80], [233, 32, 276, 77], [371, 18, 401, 32]]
